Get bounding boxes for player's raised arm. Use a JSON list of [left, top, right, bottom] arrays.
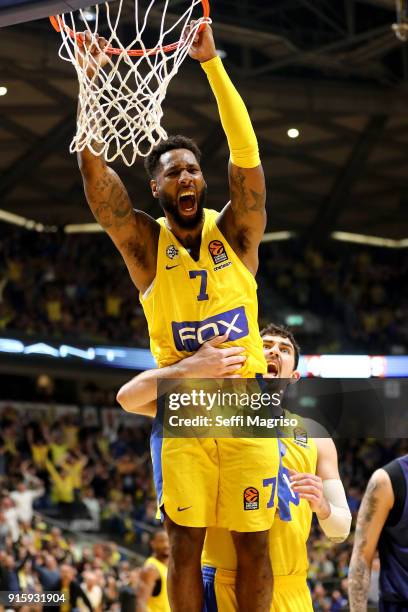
[[189, 24, 266, 274], [348, 469, 394, 611], [76, 33, 159, 294]]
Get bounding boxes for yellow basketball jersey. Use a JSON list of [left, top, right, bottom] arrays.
[[143, 556, 170, 612], [140, 209, 266, 376], [202, 429, 318, 575]]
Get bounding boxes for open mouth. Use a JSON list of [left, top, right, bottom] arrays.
[[267, 361, 280, 377], [178, 190, 197, 215]]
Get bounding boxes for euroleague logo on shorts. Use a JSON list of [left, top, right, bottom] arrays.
[[243, 486, 260, 511], [208, 240, 228, 265]]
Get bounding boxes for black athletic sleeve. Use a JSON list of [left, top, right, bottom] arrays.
[[383, 459, 406, 527]]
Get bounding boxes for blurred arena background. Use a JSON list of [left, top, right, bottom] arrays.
[[0, 0, 407, 609]]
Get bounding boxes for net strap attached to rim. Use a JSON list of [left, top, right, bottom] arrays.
[[52, 0, 211, 166], [393, 0, 408, 41]]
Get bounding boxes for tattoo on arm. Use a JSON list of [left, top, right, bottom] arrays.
[[230, 167, 266, 217], [348, 479, 380, 611], [349, 557, 371, 611], [93, 175, 133, 230], [83, 161, 159, 280]]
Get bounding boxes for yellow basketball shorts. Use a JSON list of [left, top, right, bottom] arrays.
[[151, 417, 280, 530], [202, 567, 313, 612], [272, 576, 313, 611]]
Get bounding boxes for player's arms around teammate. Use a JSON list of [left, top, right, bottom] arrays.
[[76, 32, 159, 294], [290, 437, 351, 544], [348, 469, 394, 611], [117, 334, 246, 416], [188, 24, 266, 275]]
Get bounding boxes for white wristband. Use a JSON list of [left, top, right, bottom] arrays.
[[318, 479, 352, 543]]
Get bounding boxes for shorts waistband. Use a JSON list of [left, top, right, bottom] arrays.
[[274, 575, 307, 588], [204, 567, 307, 588], [202, 566, 217, 581], [202, 566, 235, 585]]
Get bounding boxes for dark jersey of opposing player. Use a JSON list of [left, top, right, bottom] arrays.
[[378, 455, 408, 608]]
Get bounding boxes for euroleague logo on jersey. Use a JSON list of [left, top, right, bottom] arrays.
[[243, 487, 259, 511], [208, 240, 228, 265]]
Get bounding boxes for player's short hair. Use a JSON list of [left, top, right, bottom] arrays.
[[150, 528, 166, 542], [260, 323, 300, 369], [144, 135, 202, 179]]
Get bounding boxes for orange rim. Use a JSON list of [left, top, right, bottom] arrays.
[[49, 1, 210, 56]]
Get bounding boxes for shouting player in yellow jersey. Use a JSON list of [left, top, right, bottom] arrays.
[[201, 323, 352, 612], [118, 324, 352, 611], [138, 531, 171, 612], [78, 21, 275, 612]]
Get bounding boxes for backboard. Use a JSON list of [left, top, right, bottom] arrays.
[[0, 0, 107, 27]]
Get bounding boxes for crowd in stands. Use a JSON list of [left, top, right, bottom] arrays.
[[0, 224, 406, 354], [1, 401, 407, 609], [0, 516, 145, 611], [0, 228, 147, 348], [0, 404, 155, 544], [0, 403, 157, 609], [258, 240, 407, 355]]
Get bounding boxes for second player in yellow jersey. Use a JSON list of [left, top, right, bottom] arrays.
[[202, 433, 317, 612], [118, 324, 351, 611]]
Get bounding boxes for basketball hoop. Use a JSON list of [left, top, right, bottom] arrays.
[[393, 0, 408, 41], [50, 0, 211, 166]]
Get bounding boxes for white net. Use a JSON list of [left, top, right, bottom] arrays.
[[54, 0, 210, 166], [393, 0, 408, 41]]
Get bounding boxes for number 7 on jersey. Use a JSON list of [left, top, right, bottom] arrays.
[[189, 270, 209, 301]]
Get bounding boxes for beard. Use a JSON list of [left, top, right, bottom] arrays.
[[158, 186, 206, 229]]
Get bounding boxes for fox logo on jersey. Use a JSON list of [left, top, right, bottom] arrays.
[[172, 306, 249, 352], [208, 240, 228, 265]]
